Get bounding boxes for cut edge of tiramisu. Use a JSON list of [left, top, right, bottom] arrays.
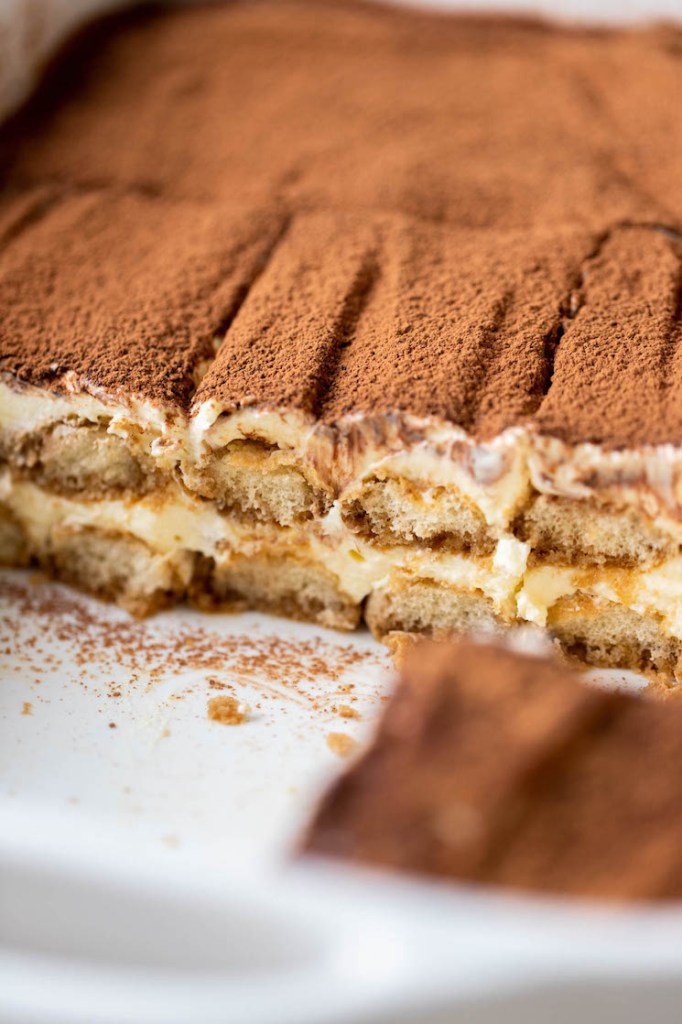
[[2, 3, 682, 681]]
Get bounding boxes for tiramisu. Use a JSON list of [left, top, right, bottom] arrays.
[[305, 639, 682, 901], [1, 2, 682, 675]]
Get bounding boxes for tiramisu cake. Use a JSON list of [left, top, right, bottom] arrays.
[[1, 2, 682, 676], [305, 639, 682, 901]]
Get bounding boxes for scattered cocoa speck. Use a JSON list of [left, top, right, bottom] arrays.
[[108, 722, 117, 729], [208, 678, 228, 690], [327, 732, 357, 757], [339, 704, 360, 720], [1, 577, 388, 725], [208, 695, 249, 725], [21, 701, 32, 716]]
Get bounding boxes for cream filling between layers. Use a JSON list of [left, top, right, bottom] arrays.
[[2, 385, 529, 526], [4, 471, 682, 639], [528, 433, 682, 533], [8, 381, 682, 527], [194, 402, 531, 529], [0, 379, 184, 472], [0, 379, 175, 436], [0, 474, 527, 613], [518, 562, 682, 641], [6, 382, 682, 632]]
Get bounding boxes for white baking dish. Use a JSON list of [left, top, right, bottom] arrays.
[[2, 2, 682, 1021]]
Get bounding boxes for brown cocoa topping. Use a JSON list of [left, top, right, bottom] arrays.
[[0, 192, 281, 408], [0, 2, 681, 443], [306, 639, 682, 901]]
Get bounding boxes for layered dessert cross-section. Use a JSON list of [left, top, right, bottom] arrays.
[[2, 2, 682, 678], [304, 639, 682, 901]]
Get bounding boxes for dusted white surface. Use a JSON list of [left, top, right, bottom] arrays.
[[0, 571, 390, 871], [1, 571, 681, 1024]]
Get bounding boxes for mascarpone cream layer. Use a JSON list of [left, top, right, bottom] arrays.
[[5, 379, 682, 539], [0, 473, 527, 612], [0, 381, 530, 528], [519, 561, 682, 641], [4, 468, 682, 639]]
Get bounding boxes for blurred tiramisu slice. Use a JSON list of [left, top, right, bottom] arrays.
[[2, 1, 682, 678], [304, 639, 682, 901]]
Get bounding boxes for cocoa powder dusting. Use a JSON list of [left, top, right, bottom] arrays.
[[0, 2, 680, 444], [0, 577, 387, 720], [306, 640, 682, 901], [0, 193, 282, 408]]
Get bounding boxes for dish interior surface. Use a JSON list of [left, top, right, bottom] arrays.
[[0, 570, 390, 868]]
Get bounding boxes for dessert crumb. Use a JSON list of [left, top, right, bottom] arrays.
[[21, 701, 32, 716], [327, 731, 357, 757], [339, 704, 360, 720], [208, 695, 250, 725]]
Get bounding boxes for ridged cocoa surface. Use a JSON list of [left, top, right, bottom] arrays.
[[1, 1, 681, 444]]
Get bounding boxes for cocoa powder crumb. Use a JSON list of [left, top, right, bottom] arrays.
[[327, 732, 357, 757], [208, 695, 249, 725]]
